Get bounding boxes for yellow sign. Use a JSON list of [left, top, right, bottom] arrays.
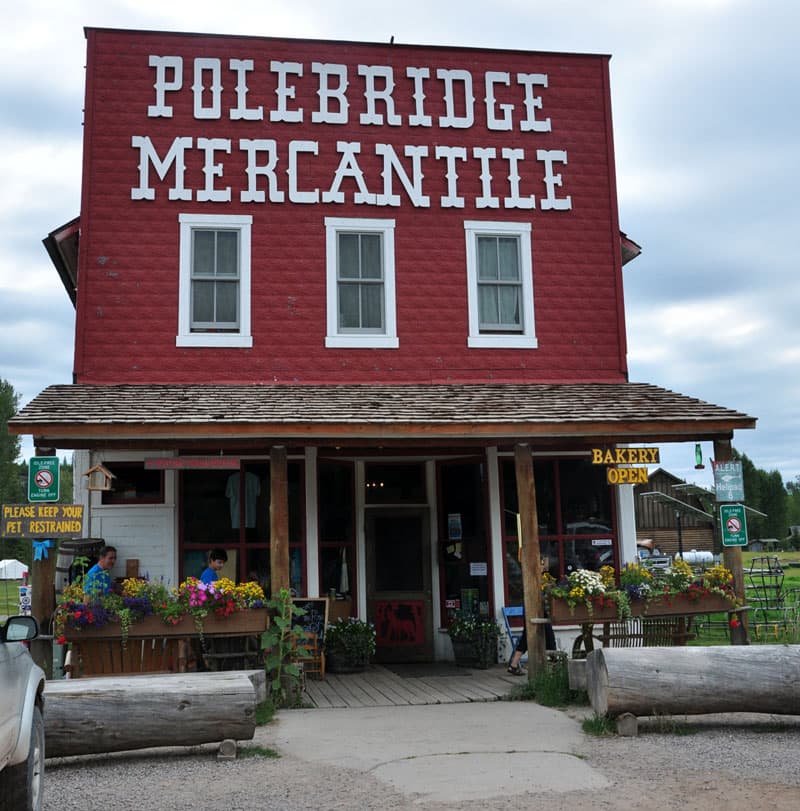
[[606, 467, 649, 485], [1, 503, 85, 538], [592, 447, 660, 465]]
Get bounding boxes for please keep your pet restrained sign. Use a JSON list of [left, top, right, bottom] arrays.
[[1, 503, 85, 538]]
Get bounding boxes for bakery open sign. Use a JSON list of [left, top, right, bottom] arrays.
[[591, 447, 659, 486]]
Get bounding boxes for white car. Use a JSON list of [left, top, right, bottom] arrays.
[[0, 616, 45, 811]]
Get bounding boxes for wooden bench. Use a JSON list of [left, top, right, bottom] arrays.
[[68, 636, 192, 677], [571, 616, 697, 658]]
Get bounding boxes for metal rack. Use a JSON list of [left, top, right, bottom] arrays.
[[746, 556, 793, 637]]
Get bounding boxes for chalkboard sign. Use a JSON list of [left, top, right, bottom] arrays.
[[293, 598, 329, 647]]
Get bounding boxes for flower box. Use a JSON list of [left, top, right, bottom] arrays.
[[640, 593, 735, 617], [548, 593, 735, 626], [63, 608, 269, 642], [548, 598, 622, 625]]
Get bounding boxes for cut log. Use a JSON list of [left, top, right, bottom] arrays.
[[44, 671, 265, 757], [586, 646, 800, 718]]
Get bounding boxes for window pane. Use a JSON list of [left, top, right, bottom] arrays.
[[360, 283, 384, 329], [216, 231, 239, 276], [560, 459, 613, 533], [498, 286, 521, 326], [360, 234, 382, 279], [338, 233, 359, 279], [192, 281, 214, 322], [365, 463, 425, 504], [319, 462, 354, 542], [501, 458, 556, 537], [339, 283, 360, 328], [498, 238, 520, 280], [374, 514, 424, 591], [193, 231, 215, 275], [216, 281, 238, 324], [477, 236, 498, 280], [479, 286, 498, 325]]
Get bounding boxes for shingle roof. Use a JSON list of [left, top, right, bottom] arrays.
[[10, 382, 756, 447]]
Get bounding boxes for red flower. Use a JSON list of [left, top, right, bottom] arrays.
[[730, 617, 741, 628], [57, 635, 67, 645]]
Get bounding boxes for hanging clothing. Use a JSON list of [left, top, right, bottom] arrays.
[[225, 472, 261, 528]]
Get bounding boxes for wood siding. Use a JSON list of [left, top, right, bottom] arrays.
[[76, 29, 625, 386]]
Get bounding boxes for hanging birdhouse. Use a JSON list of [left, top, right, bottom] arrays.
[[83, 463, 116, 491]]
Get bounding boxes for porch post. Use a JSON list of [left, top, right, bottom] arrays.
[[714, 437, 749, 641], [514, 443, 545, 676], [270, 445, 290, 595], [30, 446, 56, 645]]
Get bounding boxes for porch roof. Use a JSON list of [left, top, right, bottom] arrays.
[[10, 382, 756, 450]]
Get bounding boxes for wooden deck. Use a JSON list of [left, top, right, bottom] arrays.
[[303, 663, 522, 708]]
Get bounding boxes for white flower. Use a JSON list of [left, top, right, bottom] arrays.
[[567, 569, 606, 595]]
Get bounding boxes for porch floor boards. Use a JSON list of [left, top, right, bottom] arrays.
[[303, 664, 521, 708]]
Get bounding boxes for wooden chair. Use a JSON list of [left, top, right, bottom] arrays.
[[501, 606, 526, 662], [292, 630, 325, 680]]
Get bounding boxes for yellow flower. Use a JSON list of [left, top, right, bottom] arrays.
[[599, 565, 616, 587], [121, 578, 149, 598]]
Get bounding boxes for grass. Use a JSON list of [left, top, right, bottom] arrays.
[[239, 745, 280, 759], [582, 713, 616, 736], [0, 579, 23, 619], [503, 656, 588, 707], [255, 699, 276, 726], [642, 715, 697, 735]]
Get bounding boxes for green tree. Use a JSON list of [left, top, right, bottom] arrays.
[[58, 455, 74, 504], [0, 379, 24, 502], [733, 450, 788, 541], [1, 380, 30, 566], [786, 477, 800, 546]]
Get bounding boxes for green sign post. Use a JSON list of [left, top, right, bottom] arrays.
[[28, 456, 60, 503], [720, 504, 748, 547]]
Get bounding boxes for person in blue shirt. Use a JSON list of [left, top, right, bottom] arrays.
[[200, 548, 228, 584], [83, 546, 117, 602]]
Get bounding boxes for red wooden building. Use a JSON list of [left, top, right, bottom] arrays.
[[12, 28, 755, 662]]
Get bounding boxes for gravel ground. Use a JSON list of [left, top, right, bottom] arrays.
[[43, 712, 800, 810]]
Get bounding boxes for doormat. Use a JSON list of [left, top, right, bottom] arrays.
[[383, 663, 473, 678]]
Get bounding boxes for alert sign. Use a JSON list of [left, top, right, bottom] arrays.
[[28, 456, 60, 502], [720, 504, 748, 547]]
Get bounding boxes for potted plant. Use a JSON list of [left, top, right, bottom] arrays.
[[325, 618, 376, 673], [447, 612, 500, 669]]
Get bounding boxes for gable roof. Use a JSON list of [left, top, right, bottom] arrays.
[[10, 382, 756, 450]]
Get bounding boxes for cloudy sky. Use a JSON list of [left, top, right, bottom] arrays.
[[2, 0, 798, 490]]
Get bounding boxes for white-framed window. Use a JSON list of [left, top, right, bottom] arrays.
[[325, 217, 398, 348], [464, 220, 537, 349], [177, 213, 253, 348]]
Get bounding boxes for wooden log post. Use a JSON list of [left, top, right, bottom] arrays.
[[586, 646, 800, 718], [270, 445, 290, 595], [43, 671, 264, 757], [515, 444, 545, 677], [715, 437, 749, 642]]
